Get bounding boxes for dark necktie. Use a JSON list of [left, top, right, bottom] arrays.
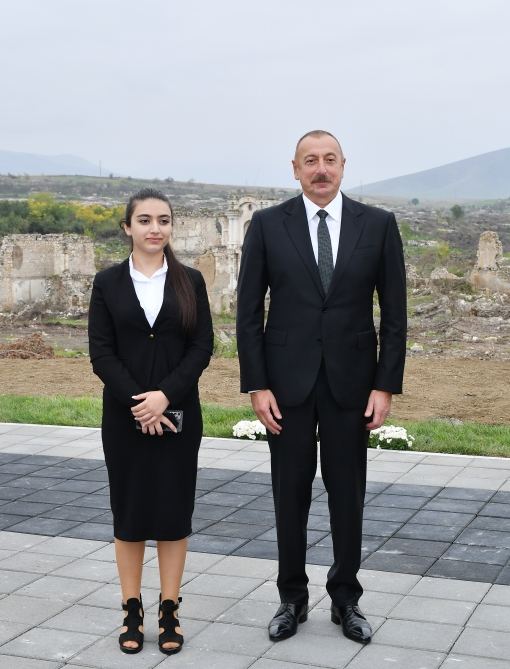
[[317, 209, 334, 293]]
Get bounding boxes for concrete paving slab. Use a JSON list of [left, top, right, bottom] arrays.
[[0, 530, 49, 550], [0, 550, 75, 574], [447, 476, 506, 490], [465, 603, 510, 632], [0, 627, 99, 662], [374, 619, 462, 652], [441, 656, 510, 669], [263, 628, 362, 668], [17, 574, 102, 601], [452, 627, 510, 661], [0, 620, 32, 645], [426, 559, 503, 583], [409, 576, 491, 602], [482, 583, 510, 606], [216, 598, 279, 628], [70, 635, 163, 668], [43, 603, 120, 635], [0, 656, 62, 669], [388, 594, 476, 625], [359, 569, 420, 594], [28, 536, 107, 558], [188, 620, 272, 657], [50, 557, 119, 582], [207, 555, 277, 579], [182, 572, 263, 599], [182, 551, 224, 572], [0, 568, 41, 593], [249, 660, 322, 669], [158, 648, 255, 668]]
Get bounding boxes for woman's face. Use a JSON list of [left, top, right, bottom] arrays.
[[124, 198, 172, 256]]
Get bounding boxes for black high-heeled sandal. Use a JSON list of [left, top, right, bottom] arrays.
[[158, 595, 184, 655], [119, 595, 144, 654]]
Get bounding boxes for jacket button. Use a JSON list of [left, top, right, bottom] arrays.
[[149, 333, 155, 339]]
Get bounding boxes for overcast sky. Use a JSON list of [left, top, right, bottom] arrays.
[[1, 0, 508, 188]]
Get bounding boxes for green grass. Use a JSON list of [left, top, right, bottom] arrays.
[[0, 395, 102, 427], [0, 395, 509, 457], [42, 317, 88, 328], [54, 348, 88, 358], [202, 404, 254, 435], [394, 419, 510, 458]]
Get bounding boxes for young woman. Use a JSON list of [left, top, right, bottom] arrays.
[[88, 188, 213, 655]]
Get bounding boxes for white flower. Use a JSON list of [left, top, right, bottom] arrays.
[[232, 419, 267, 440], [369, 424, 415, 449]]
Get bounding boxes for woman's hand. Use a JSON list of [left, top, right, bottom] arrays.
[[143, 415, 177, 436], [131, 390, 175, 435]]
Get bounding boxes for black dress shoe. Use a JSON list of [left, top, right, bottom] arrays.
[[331, 604, 372, 644], [268, 602, 308, 641]]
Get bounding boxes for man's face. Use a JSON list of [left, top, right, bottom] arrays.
[[292, 134, 345, 207]]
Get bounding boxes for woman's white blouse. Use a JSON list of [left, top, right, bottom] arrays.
[[128, 255, 167, 327]]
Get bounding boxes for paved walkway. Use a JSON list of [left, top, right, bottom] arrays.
[[0, 423, 509, 668]]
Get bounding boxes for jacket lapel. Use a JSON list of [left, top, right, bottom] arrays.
[[119, 259, 152, 330], [283, 196, 325, 298], [325, 194, 365, 301], [152, 269, 173, 330]]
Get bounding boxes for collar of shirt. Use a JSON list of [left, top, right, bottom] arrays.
[[302, 191, 343, 266], [302, 191, 343, 224], [128, 254, 168, 282]]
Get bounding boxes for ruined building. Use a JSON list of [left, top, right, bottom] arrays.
[[172, 195, 274, 313], [0, 234, 96, 315]]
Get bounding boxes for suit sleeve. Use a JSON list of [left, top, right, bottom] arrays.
[[236, 211, 270, 393], [88, 276, 144, 405], [374, 213, 407, 393], [157, 272, 214, 405]]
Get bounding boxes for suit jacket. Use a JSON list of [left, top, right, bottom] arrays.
[[88, 259, 214, 408], [236, 193, 407, 408]]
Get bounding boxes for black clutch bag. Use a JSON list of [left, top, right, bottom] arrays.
[[135, 409, 183, 433]]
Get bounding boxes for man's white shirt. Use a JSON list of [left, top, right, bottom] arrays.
[[302, 191, 343, 266]]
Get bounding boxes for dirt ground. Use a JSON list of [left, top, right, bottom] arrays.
[[0, 355, 507, 425]]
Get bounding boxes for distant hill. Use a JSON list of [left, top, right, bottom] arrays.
[[0, 174, 297, 211], [0, 150, 103, 176], [348, 148, 510, 200]]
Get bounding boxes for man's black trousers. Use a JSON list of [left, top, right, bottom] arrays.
[[267, 363, 368, 607]]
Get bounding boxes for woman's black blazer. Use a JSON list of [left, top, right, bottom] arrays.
[[88, 258, 214, 407]]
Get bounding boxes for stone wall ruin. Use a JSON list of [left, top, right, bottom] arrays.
[[470, 231, 510, 294], [0, 233, 96, 315]]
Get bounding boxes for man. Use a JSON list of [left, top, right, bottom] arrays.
[[236, 130, 406, 645]]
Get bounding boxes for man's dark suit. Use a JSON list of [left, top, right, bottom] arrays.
[[236, 192, 406, 606]]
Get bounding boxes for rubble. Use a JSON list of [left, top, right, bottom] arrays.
[[0, 332, 54, 359]]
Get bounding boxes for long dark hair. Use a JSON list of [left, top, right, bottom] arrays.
[[121, 188, 197, 332]]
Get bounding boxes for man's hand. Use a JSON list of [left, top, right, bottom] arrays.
[[364, 390, 392, 430], [131, 390, 175, 434], [250, 389, 282, 435]]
